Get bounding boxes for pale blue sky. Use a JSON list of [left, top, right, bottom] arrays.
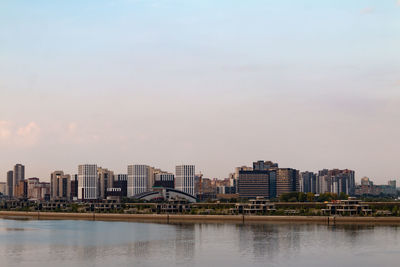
[[1, 0, 400, 183]]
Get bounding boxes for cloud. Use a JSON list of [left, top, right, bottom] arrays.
[[0, 121, 11, 140], [398, 0, 400, 6], [360, 7, 374, 14], [0, 121, 41, 147], [16, 122, 41, 146]]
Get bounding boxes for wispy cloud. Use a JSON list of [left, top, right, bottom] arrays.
[[16, 122, 41, 146], [0, 121, 11, 140], [0, 121, 41, 147], [360, 7, 375, 14]]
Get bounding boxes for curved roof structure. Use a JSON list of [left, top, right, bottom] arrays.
[[132, 188, 197, 203]]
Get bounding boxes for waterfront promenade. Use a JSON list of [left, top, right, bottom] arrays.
[[2, 211, 400, 224]]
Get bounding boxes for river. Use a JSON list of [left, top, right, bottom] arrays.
[[0, 219, 399, 266]]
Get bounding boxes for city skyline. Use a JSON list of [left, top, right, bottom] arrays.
[[1, 0, 400, 182], [0, 161, 397, 185]]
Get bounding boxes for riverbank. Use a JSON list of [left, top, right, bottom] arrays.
[[2, 211, 400, 224]]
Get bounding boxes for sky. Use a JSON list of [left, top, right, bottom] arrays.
[[0, 0, 400, 183]]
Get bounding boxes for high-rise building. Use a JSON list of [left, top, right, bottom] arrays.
[[0, 182, 6, 196], [388, 180, 396, 188], [15, 180, 27, 198], [71, 174, 78, 199], [27, 178, 49, 200], [238, 170, 270, 198], [231, 166, 252, 194], [317, 169, 355, 195], [361, 177, 372, 186], [276, 168, 299, 197], [51, 171, 71, 200], [109, 180, 127, 198], [13, 164, 25, 196], [6, 171, 13, 197], [154, 172, 175, 188], [78, 164, 98, 200], [253, 160, 278, 171], [127, 165, 150, 197], [97, 167, 114, 199], [116, 174, 127, 181], [175, 165, 195, 196], [300, 171, 317, 193]]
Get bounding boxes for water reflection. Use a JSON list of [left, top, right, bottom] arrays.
[[0, 219, 400, 267]]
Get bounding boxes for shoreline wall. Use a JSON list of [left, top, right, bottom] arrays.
[[2, 211, 400, 224]]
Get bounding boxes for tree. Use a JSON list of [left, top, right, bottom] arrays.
[[306, 192, 315, 202]]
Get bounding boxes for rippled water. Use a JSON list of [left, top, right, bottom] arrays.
[[0, 219, 399, 267]]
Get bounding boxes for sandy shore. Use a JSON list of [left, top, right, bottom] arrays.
[[1, 211, 400, 224]]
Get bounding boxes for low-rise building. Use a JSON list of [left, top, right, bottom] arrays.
[[233, 197, 276, 215], [155, 199, 191, 213], [322, 197, 372, 216]]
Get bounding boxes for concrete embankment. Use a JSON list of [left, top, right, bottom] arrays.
[[1, 211, 400, 224]]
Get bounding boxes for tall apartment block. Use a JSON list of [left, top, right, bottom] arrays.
[[50, 171, 71, 200], [300, 171, 317, 193], [0, 182, 6, 196], [97, 167, 114, 199], [317, 169, 355, 195], [276, 168, 299, 197], [175, 165, 195, 196], [78, 164, 98, 200], [127, 165, 150, 197], [116, 174, 127, 181], [13, 164, 25, 197], [154, 172, 175, 188], [238, 169, 270, 198], [6, 170, 13, 197], [70, 174, 78, 199]]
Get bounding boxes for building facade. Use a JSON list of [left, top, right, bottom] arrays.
[[238, 170, 270, 198], [97, 167, 114, 199], [300, 171, 317, 193], [175, 165, 195, 196], [276, 168, 299, 197], [127, 164, 150, 197], [51, 171, 71, 200], [6, 171, 13, 197], [154, 172, 175, 188], [78, 164, 98, 200], [13, 164, 25, 197], [317, 169, 355, 195], [0, 182, 6, 196]]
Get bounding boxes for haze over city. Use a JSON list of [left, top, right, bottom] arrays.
[[1, 0, 400, 182]]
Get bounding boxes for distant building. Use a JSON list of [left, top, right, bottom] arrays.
[[238, 170, 270, 198], [109, 180, 127, 198], [388, 180, 396, 188], [97, 167, 114, 199], [276, 168, 299, 197], [317, 169, 355, 195], [27, 178, 50, 200], [78, 164, 98, 200], [300, 172, 317, 193], [127, 164, 150, 197], [361, 177, 371, 186], [70, 174, 78, 199], [153, 172, 174, 188], [13, 164, 25, 197], [51, 171, 71, 200], [0, 182, 6, 196], [116, 174, 127, 181], [15, 180, 27, 198], [253, 160, 278, 170], [6, 171, 13, 197], [175, 165, 195, 196]]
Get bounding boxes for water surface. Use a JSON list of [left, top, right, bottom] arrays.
[[0, 219, 399, 266]]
